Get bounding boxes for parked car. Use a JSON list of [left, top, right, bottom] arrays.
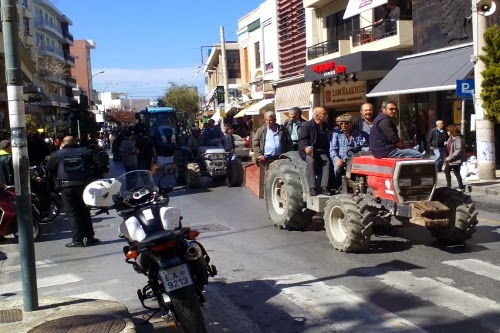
[[233, 134, 252, 160]]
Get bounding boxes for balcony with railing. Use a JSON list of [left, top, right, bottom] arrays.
[[351, 18, 413, 51], [307, 39, 339, 60], [306, 19, 413, 64], [34, 17, 63, 38], [64, 53, 75, 65], [38, 47, 65, 61], [63, 30, 74, 43]]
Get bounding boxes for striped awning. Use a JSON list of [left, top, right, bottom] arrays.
[[275, 81, 311, 112]]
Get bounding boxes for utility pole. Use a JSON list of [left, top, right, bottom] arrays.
[[1, 0, 38, 311], [220, 26, 230, 113], [472, 0, 496, 180]]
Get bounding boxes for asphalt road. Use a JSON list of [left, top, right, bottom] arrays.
[[1, 159, 499, 332]]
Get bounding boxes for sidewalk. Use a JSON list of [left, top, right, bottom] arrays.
[[436, 169, 500, 196], [0, 296, 136, 333]]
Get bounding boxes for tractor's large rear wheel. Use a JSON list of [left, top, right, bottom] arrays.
[[429, 187, 478, 244], [324, 195, 373, 252], [186, 163, 202, 188], [265, 161, 314, 230]]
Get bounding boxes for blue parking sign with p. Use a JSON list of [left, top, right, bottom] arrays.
[[456, 79, 474, 98]]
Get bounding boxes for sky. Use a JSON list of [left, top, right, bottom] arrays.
[[54, 0, 264, 100]]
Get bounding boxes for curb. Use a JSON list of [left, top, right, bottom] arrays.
[[0, 297, 135, 333]]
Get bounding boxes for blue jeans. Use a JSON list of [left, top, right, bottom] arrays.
[[332, 162, 345, 189], [388, 148, 423, 158], [433, 147, 446, 171]]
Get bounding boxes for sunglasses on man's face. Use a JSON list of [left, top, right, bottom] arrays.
[[339, 122, 351, 125]]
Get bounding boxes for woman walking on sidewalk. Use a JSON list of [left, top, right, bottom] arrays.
[[444, 125, 466, 191]]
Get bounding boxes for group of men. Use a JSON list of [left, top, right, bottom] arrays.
[[252, 100, 423, 196]]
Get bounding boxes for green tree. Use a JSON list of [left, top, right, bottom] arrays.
[[480, 25, 500, 123], [25, 114, 40, 134], [162, 82, 199, 128]]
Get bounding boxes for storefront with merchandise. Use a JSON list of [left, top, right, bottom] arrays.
[[304, 50, 408, 127]]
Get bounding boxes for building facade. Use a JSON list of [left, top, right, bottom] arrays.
[[70, 39, 97, 108], [236, 0, 279, 127], [26, 0, 77, 126]]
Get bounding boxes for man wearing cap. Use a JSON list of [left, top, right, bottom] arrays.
[[370, 100, 423, 158], [330, 114, 369, 189], [0, 140, 13, 186]]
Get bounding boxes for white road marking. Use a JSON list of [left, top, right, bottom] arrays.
[[443, 259, 500, 282], [3, 260, 57, 274], [69, 291, 116, 301], [367, 270, 500, 332], [271, 274, 426, 333], [0, 273, 82, 294]]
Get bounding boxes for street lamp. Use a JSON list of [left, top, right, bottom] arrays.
[[102, 81, 117, 131], [89, 70, 105, 99]]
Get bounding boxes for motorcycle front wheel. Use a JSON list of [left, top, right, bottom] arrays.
[[169, 286, 207, 333]]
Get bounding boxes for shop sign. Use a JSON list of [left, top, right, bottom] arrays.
[[312, 61, 347, 77], [324, 81, 367, 107]]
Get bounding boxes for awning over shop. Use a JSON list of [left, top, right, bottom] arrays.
[[367, 44, 473, 98], [235, 98, 275, 118], [210, 110, 221, 122], [344, 0, 387, 20], [275, 82, 311, 112]]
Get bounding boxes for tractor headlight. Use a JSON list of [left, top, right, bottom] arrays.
[[399, 179, 412, 187], [420, 177, 435, 186]]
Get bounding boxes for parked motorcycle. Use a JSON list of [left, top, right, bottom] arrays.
[[83, 169, 216, 332], [0, 184, 41, 240], [30, 164, 61, 223]]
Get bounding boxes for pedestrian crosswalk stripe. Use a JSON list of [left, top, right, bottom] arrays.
[[443, 259, 500, 282], [365, 269, 500, 331], [0, 273, 82, 294], [3, 260, 56, 274], [69, 291, 116, 301], [272, 274, 426, 333]]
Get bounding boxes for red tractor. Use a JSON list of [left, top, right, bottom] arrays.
[[265, 150, 478, 252]]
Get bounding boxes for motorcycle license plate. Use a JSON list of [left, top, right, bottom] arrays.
[[159, 264, 193, 292]]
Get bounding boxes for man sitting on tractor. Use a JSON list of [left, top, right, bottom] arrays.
[[298, 107, 332, 196], [201, 119, 224, 147], [369, 100, 423, 158], [329, 114, 369, 189]]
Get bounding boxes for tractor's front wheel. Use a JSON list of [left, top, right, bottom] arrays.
[[186, 163, 202, 188], [429, 187, 478, 244], [324, 195, 373, 252]]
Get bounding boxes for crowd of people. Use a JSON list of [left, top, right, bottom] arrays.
[[249, 100, 466, 196]]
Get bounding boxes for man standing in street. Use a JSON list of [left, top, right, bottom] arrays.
[[120, 130, 139, 173], [0, 140, 13, 186], [298, 107, 332, 196], [46, 136, 101, 248], [427, 120, 448, 172], [369, 100, 423, 158], [353, 103, 375, 136], [330, 114, 369, 189], [252, 111, 292, 166], [283, 107, 306, 151]]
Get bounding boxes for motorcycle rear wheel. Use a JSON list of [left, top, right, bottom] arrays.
[[170, 286, 207, 333]]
